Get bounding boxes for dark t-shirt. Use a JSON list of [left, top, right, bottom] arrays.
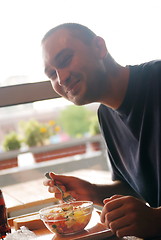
[[98, 60, 161, 208]]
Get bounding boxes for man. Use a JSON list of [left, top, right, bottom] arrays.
[[42, 23, 161, 238]]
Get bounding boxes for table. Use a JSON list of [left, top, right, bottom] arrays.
[[7, 209, 161, 240], [8, 209, 120, 240], [34, 227, 118, 240]]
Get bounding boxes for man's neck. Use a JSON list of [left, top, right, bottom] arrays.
[[100, 56, 130, 109]]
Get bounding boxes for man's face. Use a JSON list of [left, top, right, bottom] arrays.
[[42, 29, 106, 105]]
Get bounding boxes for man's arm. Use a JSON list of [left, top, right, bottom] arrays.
[[43, 172, 142, 206], [93, 180, 142, 206]]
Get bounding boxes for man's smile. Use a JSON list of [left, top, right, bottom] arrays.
[[65, 79, 81, 95]]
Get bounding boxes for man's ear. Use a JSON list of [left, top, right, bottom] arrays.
[[93, 36, 108, 58]]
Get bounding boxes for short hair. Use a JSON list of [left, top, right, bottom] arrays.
[[42, 23, 96, 45]]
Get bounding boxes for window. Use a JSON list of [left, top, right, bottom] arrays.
[[0, 82, 110, 217], [1, 0, 161, 217]]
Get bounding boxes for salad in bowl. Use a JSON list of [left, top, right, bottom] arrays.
[[39, 201, 93, 235]]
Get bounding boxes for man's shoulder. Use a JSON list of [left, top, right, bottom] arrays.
[[128, 60, 161, 88], [98, 103, 110, 112], [129, 60, 161, 74], [98, 104, 114, 117]]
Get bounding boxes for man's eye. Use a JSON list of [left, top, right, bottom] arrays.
[[49, 71, 57, 79], [59, 55, 73, 68]]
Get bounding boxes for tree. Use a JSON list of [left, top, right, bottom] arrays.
[[59, 105, 92, 138], [89, 116, 100, 136]]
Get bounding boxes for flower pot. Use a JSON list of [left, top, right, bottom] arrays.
[[33, 144, 86, 163], [0, 157, 18, 170], [90, 141, 101, 151]]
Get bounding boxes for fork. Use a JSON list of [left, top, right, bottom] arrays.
[[45, 172, 76, 203]]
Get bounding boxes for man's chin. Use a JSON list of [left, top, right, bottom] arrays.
[[71, 96, 92, 106], [66, 95, 83, 106]]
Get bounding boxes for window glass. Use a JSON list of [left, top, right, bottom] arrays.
[[0, 99, 110, 216], [0, 99, 103, 167]]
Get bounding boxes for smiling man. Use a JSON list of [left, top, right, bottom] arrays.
[[42, 24, 129, 108], [42, 23, 161, 239]]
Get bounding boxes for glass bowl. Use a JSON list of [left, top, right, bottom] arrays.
[[39, 201, 93, 235]]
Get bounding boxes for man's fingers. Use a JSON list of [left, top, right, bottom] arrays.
[[103, 195, 123, 204], [49, 172, 55, 179], [50, 172, 68, 183], [43, 179, 54, 187], [49, 172, 68, 190], [48, 185, 63, 194], [48, 186, 55, 193]]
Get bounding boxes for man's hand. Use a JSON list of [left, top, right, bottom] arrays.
[[43, 172, 96, 202], [100, 195, 161, 239]]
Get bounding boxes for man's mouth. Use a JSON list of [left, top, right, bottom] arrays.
[[65, 79, 80, 94]]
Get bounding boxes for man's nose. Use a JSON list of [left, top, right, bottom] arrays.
[[57, 69, 70, 86]]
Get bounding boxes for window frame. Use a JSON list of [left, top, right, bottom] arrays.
[[0, 81, 60, 107]]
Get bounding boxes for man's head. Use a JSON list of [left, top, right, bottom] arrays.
[[42, 23, 108, 105], [42, 23, 96, 46]]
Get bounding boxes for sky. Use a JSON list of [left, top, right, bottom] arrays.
[[0, 0, 161, 86]]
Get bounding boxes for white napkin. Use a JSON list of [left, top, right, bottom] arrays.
[[5, 226, 37, 240]]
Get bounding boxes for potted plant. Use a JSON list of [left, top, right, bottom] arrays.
[[20, 120, 51, 147], [2, 131, 21, 151], [19, 119, 63, 163], [1, 131, 22, 169]]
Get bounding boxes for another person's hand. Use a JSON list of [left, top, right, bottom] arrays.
[[43, 172, 96, 202], [100, 195, 161, 239]]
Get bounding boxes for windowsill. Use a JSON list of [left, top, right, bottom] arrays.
[[3, 178, 57, 217]]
